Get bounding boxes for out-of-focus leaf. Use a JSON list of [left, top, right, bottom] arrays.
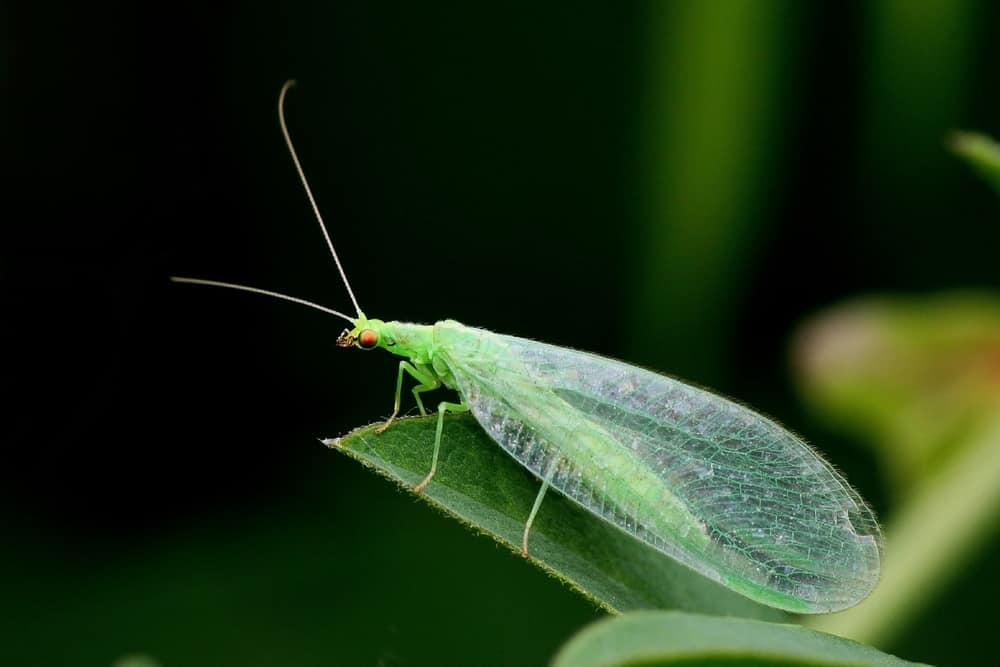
[[949, 131, 1000, 195], [112, 657, 161, 667], [327, 415, 783, 620], [810, 412, 1000, 646], [792, 292, 1000, 645], [630, 0, 800, 384], [792, 292, 1000, 491], [551, 611, 928, 667]]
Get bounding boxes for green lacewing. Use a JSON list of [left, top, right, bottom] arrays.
[[173, 81, 882, 613]]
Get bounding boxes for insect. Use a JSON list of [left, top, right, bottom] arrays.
[[174, 80, 882, 614]]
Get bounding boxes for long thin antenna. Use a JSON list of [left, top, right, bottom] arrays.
[[170, 277, 356, 324], [278, 80, 364, 317]]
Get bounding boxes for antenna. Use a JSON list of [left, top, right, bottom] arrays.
[[170, 277, 356, 324], [170, 81, 365, 327], [278, 80, 364, 317]]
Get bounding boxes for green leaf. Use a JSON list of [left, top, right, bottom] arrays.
[[792, 292, 1000, 646], [630, 0, 801, 384], [112, 657, 161, 667], [551, 611, 929, 667], [949, 131, 1000, 195], [326, 415, 784, 620], [792, 291, 1000, 491]]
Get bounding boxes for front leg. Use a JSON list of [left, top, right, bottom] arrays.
[[375, 361, 439, 435]]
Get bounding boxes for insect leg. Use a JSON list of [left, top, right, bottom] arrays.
[[409, 364, 441, 417], [522, 458, 560, 557], [413, 400, 469, 494], [376, 361, 438, 434]]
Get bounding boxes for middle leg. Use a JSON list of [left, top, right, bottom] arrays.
[[413, 399, 469, 493]]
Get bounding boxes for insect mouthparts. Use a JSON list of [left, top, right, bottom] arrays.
[[336, 330, 356, 347]]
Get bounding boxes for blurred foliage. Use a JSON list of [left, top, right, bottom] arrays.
[[794, 293, 1000, 647], [552, 611, 927, 667], [112, 657, 162, 667], [630, 0, 800, 384], [793, 293, 1000, 494], [949, 132, 1000, 195]]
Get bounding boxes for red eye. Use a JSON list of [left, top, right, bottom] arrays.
[[358, 329, 378, 349]]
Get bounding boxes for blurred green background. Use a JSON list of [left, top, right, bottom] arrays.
[[4, 1, 1000, 665]]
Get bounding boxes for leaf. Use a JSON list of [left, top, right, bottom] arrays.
[[112, 657, 161, 667], [949, 131, 1000, 196], [326, 415, 784, 620], [550, 611, 929, 667], [629, 1, 802, 384], [791, 292, 1000, 645], [792, 291, 1000, 491]]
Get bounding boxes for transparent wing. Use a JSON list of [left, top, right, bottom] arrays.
[[435, 324, 881, 613]]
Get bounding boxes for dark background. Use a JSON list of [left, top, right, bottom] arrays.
[[4, 2, 1000, 665]]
